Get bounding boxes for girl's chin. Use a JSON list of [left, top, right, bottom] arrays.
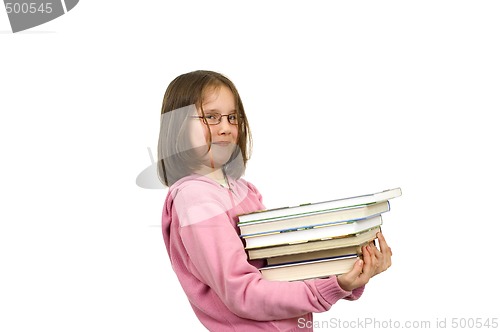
[[197, 152, 232, 170], [192, 143, 241, 171]]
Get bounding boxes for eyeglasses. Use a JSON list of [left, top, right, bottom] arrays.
[[191, 113, 240, 125]]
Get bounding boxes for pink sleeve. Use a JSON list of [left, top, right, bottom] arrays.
[[174, 187, 361, 321], [245, 180, 263, 203]]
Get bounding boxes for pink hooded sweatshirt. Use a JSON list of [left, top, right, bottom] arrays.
[[162, 174, 364, 331]]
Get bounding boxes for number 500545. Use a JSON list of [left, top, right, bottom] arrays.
[[5, 2, 53, 14], [451, 318, 498, 329]]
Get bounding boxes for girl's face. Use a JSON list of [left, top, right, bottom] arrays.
[[190, 85, 239, 170]]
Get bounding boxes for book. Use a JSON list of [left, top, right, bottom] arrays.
[[238, 188, 401, 225], [239, 187, 401, 282], [243, 215, 383, 249], [266, 244, 365, 265], [239, 201, 389, 237], [259, 255, 359, 281], [247, 226, 380, 260]]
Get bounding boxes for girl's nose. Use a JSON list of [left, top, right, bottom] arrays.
[[217, 116, 233, 134]]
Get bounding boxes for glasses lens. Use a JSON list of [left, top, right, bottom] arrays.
[[228, 114, 238, 125], [204, 114, 220, 125]]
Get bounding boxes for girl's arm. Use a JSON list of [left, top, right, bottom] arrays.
[[174, 187, 364, 321]]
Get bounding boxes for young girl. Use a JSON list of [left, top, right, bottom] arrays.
[[157, 70, 392, 332]]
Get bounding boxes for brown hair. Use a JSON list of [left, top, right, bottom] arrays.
[[157, 70, 252, 186]]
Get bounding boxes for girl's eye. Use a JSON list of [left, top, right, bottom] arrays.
[[228, 114, 237, 121], [203, 114, 221, 125]]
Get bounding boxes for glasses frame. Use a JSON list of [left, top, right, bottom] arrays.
[[190, 113, 241, 126]]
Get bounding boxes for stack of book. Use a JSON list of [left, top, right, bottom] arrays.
[[237, 188, 402, 281]]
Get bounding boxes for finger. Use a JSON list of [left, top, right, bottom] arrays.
[[348, 258, 364, 277], [368, 245, 380, 272], [362, 245, 377, 276], [377, 232, 392, 256], [361, 245, 371, 266], [374, 242, 392, 273], [340, 259, 364, 282], [336, 259, 364, 291], [373, 238, 390, 268], [369, 242, 383, 259]]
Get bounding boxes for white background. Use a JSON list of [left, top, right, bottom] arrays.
[[1, 1, 499, 331]]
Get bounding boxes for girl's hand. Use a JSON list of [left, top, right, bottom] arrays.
[[336, 232, 392, 291], [372, 232, 392, 276]]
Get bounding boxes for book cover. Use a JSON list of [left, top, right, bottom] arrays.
[[247, 226, 381, 260], [259, 256, 359, 281], [266, 244, 364, 265], [244, 215, 383, 249], [239, 201, 389, 236], [238, 188, 401, 224]]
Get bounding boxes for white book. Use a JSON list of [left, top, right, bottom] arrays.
[[259, 256, 359, 281], [238, 188, 401, 224], [244, 215, 383, 249], [239, 201, 389, 237]]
